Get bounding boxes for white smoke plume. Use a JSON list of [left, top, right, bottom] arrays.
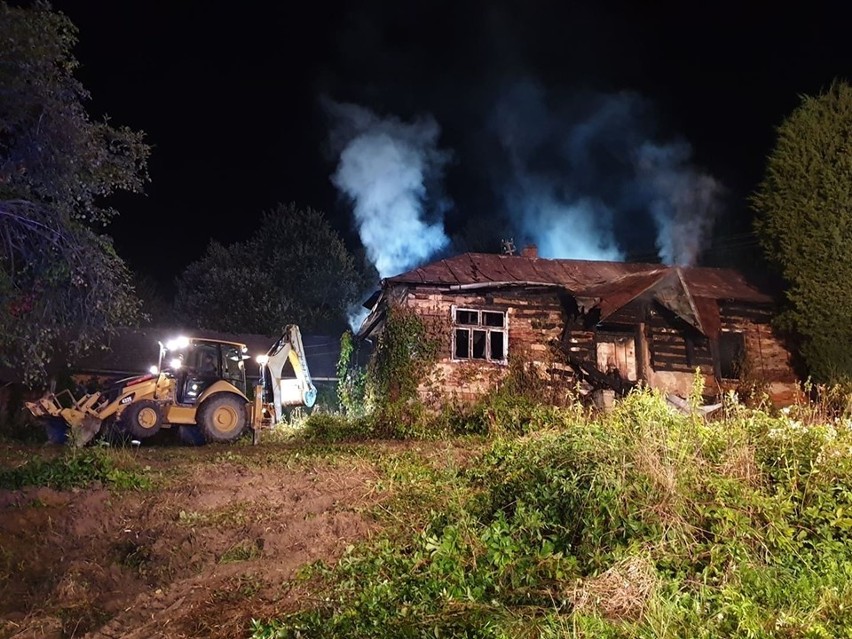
[[636, 142, 724, 265], [325, 100, 451, 278], [489, 80, 722, 265], [506, 179, 622, 261]]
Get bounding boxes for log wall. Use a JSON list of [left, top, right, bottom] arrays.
[[392, 285, 799, 406]]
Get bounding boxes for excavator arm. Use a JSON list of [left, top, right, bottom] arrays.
[[262, 324, 318, 423]]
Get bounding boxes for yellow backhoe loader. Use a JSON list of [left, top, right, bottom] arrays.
[[25, 325, 317, 446]]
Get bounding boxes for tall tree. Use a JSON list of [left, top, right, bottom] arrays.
[[752, 80, 852, 381], [175, 203, 368, 334], [0, 2, 150, 383]]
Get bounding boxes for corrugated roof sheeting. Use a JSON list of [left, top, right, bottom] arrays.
[[388, 253, 770, 304], [581, 270, 669, 319], [692, 296, 723, 337], [384, 253, 774, 336], [681, 268, 772, 303]]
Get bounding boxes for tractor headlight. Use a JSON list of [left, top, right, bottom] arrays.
[[169, 358, 182, 369], [166, 336, 190, 351], [256, 355, 269, 365], [148, 365, 159, 375]]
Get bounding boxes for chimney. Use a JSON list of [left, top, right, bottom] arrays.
[[521, 244, 538, 258]]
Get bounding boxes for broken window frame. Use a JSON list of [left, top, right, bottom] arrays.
[[718, 330, 746, 380], [594, 329, 638, 381], [451, 306, 508, 364]]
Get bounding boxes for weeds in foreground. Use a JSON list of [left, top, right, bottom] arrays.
[[0, 447, 151, 490], [252, 388, 852, 638]]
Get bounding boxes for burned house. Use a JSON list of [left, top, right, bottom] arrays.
[[359, 250, 798, 405]]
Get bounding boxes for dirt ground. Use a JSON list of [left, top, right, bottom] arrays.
[[0, 440, 388, 639]]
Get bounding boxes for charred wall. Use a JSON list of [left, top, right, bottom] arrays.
[[389, 284, 798, 406], [717, 301, 798, 403]]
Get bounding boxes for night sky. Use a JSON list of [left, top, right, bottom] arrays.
[[44, 0, 850, 290]]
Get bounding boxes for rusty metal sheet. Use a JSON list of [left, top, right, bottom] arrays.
[[692, 296, 722, 337], [654, 270, 703, 332], [681, 267, 771, 303], [388, 253, 661, 288], [501, 256, 548, 282], [468, 253, 508, 282], [582, 270, 668, 320], [386, 253, 774, 312]]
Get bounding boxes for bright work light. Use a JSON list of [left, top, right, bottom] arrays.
[[166, 336, 190, 351]]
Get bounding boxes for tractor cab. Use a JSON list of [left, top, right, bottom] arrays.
[[159, 337, 248, 405]]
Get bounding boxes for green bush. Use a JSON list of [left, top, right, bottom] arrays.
[[253, 388, 852, 638]]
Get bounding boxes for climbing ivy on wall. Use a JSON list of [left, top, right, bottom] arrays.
[[336, 330, 367, 416], [366, 304, 439, 409]]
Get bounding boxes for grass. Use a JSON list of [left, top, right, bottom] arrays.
[[0, 447, 152, 490], [178, 503, 263, 528], [250, 386, 852, 639], [220, 539, 264, 563]]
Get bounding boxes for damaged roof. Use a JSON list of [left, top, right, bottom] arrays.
[[388, 253, 771, 303], [389, 253, 652, 290], [379, 253, 773, 337]]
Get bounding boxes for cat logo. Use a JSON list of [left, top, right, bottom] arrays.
[[119, 393, 135, 405]]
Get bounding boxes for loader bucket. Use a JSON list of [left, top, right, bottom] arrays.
[[25, 390, 104, 447], [71, 415, 103, 447], [37, 413, 102, 447]]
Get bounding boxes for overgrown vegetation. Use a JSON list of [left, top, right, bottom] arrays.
[[306, 351, 585, 441], [336, 330, 367, 416], [365, 304, 440, 408], [0, 448, 151, 490], [306, 304, 445, 439], [254, 387, 852, 638]]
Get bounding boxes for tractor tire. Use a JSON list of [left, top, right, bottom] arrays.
[[178, 425, 206, 447], [121, 399, 163, 439], [198, 394, 247, 443]]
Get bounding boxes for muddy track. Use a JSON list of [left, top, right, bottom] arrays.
[[0, 445, 384, 639]]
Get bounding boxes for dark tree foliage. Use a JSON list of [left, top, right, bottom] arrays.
[[752, 80, 852, 382], [174, 203, 367, 334], [134, 274, 176, 327], [0, 2, 150, 383]]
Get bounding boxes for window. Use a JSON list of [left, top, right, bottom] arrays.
[[596, 333, 637, 381], [719, 332, 745, 379], [193, 344, 220, 376], [452, 307, 507, 363], [221, 345, 246, 387]]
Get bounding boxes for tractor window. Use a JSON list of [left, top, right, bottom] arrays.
[[221, 345, 246, 390], [194, 344, 220, 376], [179, 343, 220, 405]]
